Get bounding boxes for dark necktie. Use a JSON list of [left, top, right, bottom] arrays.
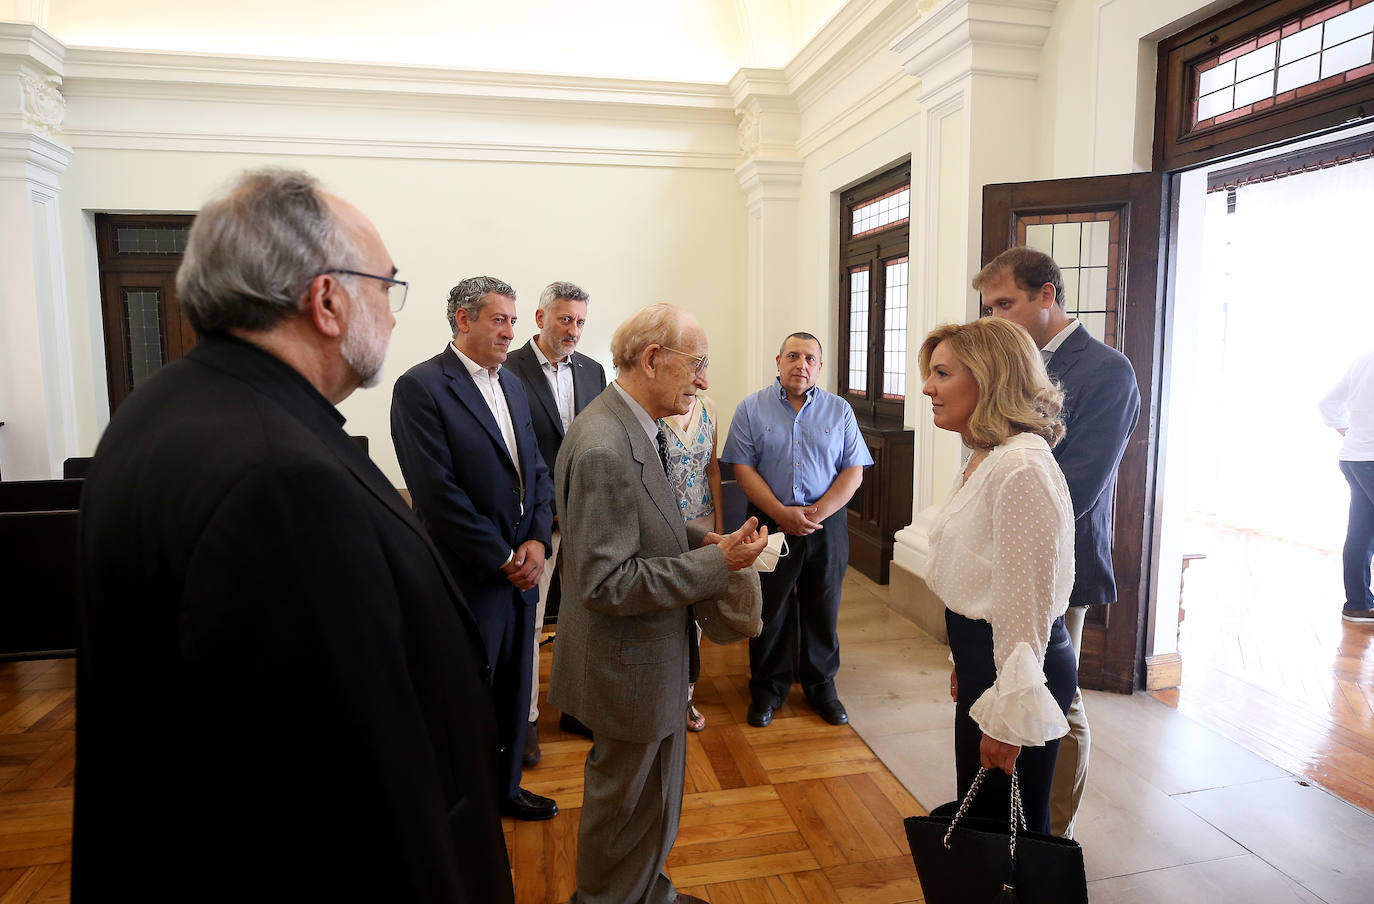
[[657, 425, 697, 668], [656, 427, 672, 480]]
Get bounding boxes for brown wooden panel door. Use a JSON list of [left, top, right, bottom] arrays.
[[95, 215, 196, 412], [982, 173, 1165, 693]]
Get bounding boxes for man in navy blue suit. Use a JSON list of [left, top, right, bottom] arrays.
[[979, 246, 1140, 839], [392, 275, 559, 822]]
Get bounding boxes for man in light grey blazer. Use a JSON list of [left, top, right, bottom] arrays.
[[549, 303, 767, 904]]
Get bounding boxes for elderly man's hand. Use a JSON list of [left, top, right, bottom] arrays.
[[502, 540, 546, 591], [705, 517, 769, 572]]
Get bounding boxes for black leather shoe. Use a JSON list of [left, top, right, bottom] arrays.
[[812, 698, 848, 725], [746, 700, 774, 728], [674, 894, 710, 903], [501, 788, 558, 821], [522, 719, 541, 768]]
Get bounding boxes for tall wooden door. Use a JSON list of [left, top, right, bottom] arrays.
[[981, 173, 1165, 693], [95, 214, 196, 413]]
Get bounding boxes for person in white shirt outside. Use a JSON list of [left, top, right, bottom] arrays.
[[920, 317, 1077, 834], [1319, 349, 1374, 624]]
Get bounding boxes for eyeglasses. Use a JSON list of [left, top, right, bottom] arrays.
[[327, 268, 409, 313], [660, 345, 710, 375]]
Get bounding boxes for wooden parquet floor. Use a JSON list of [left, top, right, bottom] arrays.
[[507, 630, 928, 903], [0, 658, 74, 904], [1152, 519, 1374, 815], [0, 632, 926, 903]]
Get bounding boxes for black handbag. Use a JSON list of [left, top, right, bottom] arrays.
[[903, 767, 1088, 903]]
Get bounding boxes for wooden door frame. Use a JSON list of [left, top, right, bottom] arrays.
[[982, 174, 1166, 694], [94, 214, 196, 413]]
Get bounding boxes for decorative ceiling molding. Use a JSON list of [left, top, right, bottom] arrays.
[[787, 0, 922, 107], [61, 47, 736, 113], [0, 129, 72, 188], [0, 22, 65, 76], [56, 126, 739, 169], [729, 67, 799, 162], [893, 0, 1057, 102], [735, 155, 803, 212]]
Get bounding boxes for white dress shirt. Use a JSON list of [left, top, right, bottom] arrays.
[[531, 339, 576, 433], [927, 432, 1074, 747], [1320, 349, 1374, 461], [449, 343, 522, 485], [1040, 318, 1080, 364]]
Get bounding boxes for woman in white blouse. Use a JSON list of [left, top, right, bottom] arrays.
[[920, 317, 1076, 834]]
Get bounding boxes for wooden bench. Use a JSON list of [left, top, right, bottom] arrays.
[[0, 509, 77, 660]]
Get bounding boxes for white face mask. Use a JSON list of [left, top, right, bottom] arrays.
[[753, 531, 789, 573]]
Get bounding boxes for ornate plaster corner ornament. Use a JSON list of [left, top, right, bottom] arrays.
[[20, 71, 65, 136], [736, 107, 761, 158]]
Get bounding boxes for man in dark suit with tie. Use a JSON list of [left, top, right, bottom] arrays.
[[391, 275, 558, 822], [76, 169, 514, 902], [504, 281, 606, 762], [979, 245, 1140, 839]]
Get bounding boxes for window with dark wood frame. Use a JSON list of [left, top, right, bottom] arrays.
[[837, 160, 911, 425], [1157, 0, 1374, 172], [95, 214, 196, 413]]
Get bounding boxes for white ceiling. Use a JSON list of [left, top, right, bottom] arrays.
[[35, 0, 853, 82]]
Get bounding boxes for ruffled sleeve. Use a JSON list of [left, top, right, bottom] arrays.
[[974, 459, 1071, 747], [970, 643, 1068, 746]]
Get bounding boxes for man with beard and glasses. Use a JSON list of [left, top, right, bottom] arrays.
[[504, 281, 607, 761], [75, 169, 514, 902], [392, 276, 558, 822]]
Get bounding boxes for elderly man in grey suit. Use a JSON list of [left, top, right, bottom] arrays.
[[549, 303, 768, 904]]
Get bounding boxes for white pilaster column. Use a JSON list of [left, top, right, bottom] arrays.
[[0, 22, 74, 479], [730, 68, 802, 388], [886, 1, 1056, 623]]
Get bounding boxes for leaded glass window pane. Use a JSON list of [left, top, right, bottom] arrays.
[[851, 186, 911, 238], [1012, 209, 1122, 346], [115, 225, 190, 256], [1190, 0, 1374, 131], [122, 288, 166, 388], [848, 266, 869, 394], [883, 257, 908, 399]]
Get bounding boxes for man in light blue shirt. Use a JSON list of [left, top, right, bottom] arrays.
[[721, 332, 872, 728]]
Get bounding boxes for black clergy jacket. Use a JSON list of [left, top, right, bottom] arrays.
[[74, 334, 514, 903]]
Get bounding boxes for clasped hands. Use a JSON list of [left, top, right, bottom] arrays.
[[703, 516, 769, 571], [501, 540, 546, 591]]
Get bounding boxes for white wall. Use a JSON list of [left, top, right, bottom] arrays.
[[57, 149, 748, 484]]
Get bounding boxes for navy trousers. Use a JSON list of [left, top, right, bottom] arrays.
[[1340, 460, 1374, 613], [946, 609, 1077, 835]]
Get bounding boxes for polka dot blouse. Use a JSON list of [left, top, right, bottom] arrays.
[[927, 431, 1074, 746]]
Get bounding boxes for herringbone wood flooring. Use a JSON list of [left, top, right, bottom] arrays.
[[0, 658, 74, 904], [0, 619, 926, 903], [507, 627, 927, 903]]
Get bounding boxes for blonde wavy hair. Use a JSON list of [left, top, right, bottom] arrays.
[[918, 318, 1065, 449]]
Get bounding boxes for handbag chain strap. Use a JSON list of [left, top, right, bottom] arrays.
[[941, 766, 987, 849], [941, 765, 1031, 859]]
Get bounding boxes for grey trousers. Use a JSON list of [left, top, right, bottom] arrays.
[[1050, 605, 1090, 838], [529, 527, 560, 722], [572, 725, 686, 904]]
